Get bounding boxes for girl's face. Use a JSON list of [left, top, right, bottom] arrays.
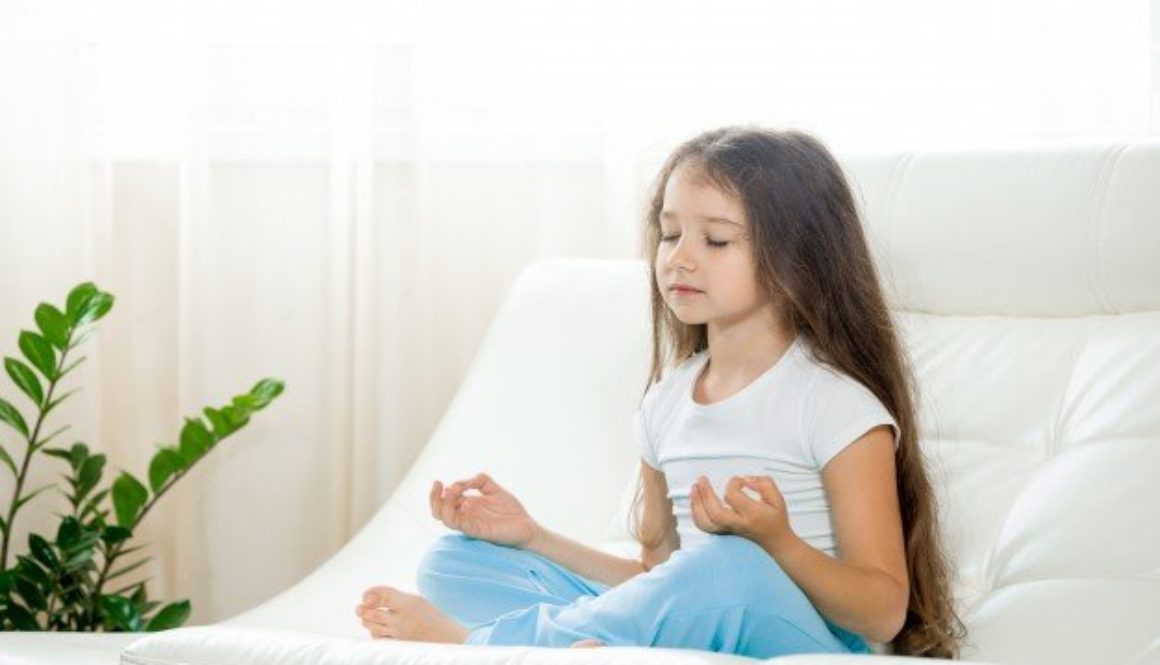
[[655, 161, 770, 327]]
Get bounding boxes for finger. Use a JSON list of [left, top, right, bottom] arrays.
[[689, 484, 717, 533], [469, 471, 499, 495], [698, 478, 738, 528], [439, 485, 462, 528], [736, 475, 780, 508], [747, 476, 782, 506], [449, 476, 481, 503], [453, 471, 488, 494], [429, 480, 442, 520], [723, 477, 757, 516]]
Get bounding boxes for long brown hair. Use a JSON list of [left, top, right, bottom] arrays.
[[625, 125, 967, 658]]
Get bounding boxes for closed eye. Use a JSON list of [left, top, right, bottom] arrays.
[[659, 234, 729, 248]]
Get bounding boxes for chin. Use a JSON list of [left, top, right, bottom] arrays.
[[669, 309, 709, 326]]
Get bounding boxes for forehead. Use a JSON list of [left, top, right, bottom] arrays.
[[660, 162, 744, 227], [659, 210, 741, 227]]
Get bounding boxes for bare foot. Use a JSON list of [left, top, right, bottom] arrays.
[[570, 639, 605, 647], [357, 585, 469, 644]]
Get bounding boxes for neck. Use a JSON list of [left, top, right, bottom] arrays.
[[703, 305, 796, 380]]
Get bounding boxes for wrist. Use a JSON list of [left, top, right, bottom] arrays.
[[524, 523, 549, 552], [758, 529, 801, 561]]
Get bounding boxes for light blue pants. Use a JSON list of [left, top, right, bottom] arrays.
[[415, 532, 874, 658]]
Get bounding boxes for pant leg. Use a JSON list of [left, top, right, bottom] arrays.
[[415, 533, 610, 628], [465, 533, 873, 659]]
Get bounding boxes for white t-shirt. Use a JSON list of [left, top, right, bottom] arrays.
[[635, 335, 900, 557]]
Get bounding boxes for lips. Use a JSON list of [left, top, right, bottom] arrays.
[[670, 286, 703, 293]]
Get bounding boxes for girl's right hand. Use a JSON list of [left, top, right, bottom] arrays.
[[429, 472, 540, 549]]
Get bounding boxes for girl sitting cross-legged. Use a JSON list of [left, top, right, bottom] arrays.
[[355, 125, 968, 660]]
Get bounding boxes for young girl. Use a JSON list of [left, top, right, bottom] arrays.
[[355, 126, 968, 659]]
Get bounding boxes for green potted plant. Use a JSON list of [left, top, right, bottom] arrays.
[[0, 281, 284, 632]]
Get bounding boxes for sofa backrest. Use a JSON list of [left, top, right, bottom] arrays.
[[226, 141, 1160, 665]]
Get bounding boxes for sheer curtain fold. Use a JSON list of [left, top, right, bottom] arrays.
[[0, 0, 1154, 625]]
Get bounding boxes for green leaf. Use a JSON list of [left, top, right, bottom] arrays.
[[14, 483, 55, 512], [101, 525, 133, 548], [76, 454, 106, 502], [16, 554, 52, 587], [221, 405, 249, 429], [57, 516, 82, 549], [57, 357, 86, 381], [231, 394, 261, 410], [42, 387, 80, 419], [42, 446, 76, 465], [145, 599, 191, 631], [5, 598, 40, 630], [31, 424, 70, 452], [148, 451, 177, 493], [62, 548, 95, 572], [65, 283, 99, 327], [241, 379, 285, 410], [29, 533, 59, 570], [179, 418, 213, 456], [77, 293, 114, 326], [82, 488, 111, 521], [69, 441, 91, 468], [108, 556, 152, 582], [158, 445, 187, 473], [66, 329, 94, 352], [115, 543, 148, 558], [61, 528, 100, 561], [0, 396, 30, 438], [130, 581, 146, 604], [252, 378, 285, 401], [0, 443, 17, 477], [112, 472, 149, 528], [5, 357, 43, 407], [35, 303, 71, 350], [14, 574, 46, 611], [100, 594, 142, 631], [202, 407, 229, 436], [18, 330, 57, 381]]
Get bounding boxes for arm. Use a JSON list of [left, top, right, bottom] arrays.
[[525, 527, 646, 588], [763, 531, 906, 644], [525, 461, 679, 589], [761, 426, 909, 644]]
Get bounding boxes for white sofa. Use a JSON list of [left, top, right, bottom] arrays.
[[3, 140, 1158, 665]]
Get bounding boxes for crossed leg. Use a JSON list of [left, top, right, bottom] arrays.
[[412, 532, 871, 658]]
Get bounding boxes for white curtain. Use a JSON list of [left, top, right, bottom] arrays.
[[0, 0, 1153, 625]]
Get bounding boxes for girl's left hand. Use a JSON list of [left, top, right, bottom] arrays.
[[689, 474, 794, 551]]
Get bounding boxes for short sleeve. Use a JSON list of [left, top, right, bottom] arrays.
[[803, 372, 900, 470], [635, 408, 661, 470]]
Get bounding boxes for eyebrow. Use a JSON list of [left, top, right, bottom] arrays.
[[659, 210, 741, 227]]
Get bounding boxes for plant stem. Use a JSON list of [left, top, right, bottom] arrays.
[[1, 343, 71, 570], [90, 459, 191, 627]]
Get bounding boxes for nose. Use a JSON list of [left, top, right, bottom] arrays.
[[663, 234, 697, 273]]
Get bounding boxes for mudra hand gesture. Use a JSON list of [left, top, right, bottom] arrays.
[[689, 474, 794, 550], [428, 471, 541, 549]]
